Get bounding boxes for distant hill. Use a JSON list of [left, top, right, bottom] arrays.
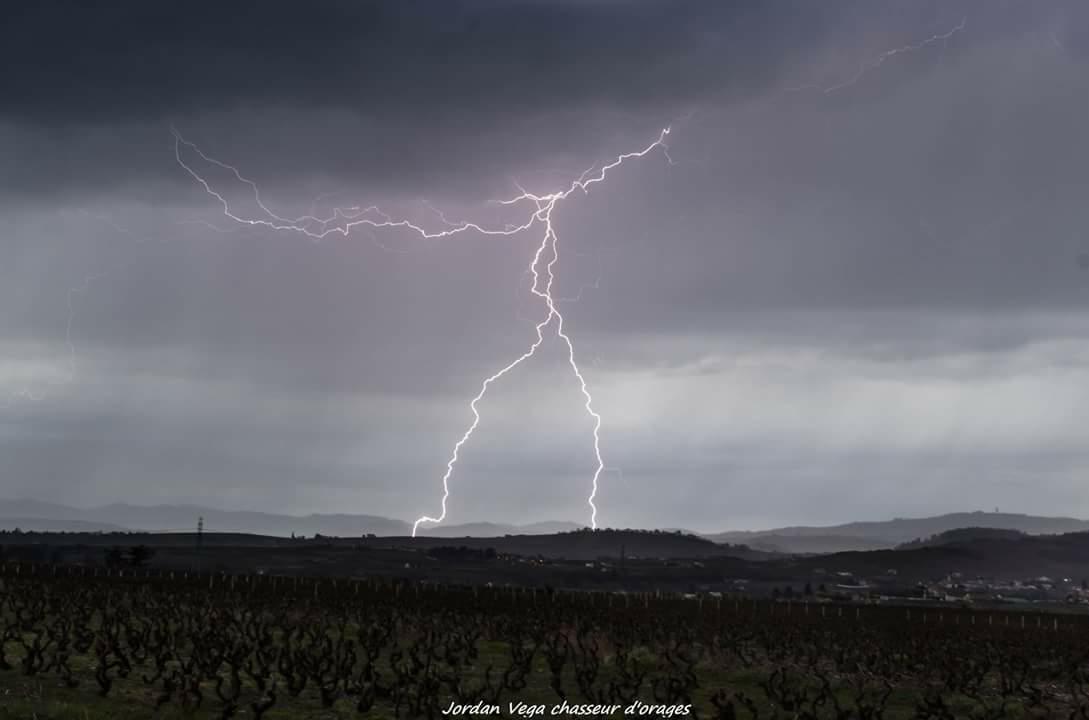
[[896, 527, 1027, 550], [704, 512, 1089, 554], [0, 527, 771, 562], [789, 531, 1089, 582], [5, 499, 1088, 556], [0, 499, 579, 538], [0, 500, 409, 537], [361, 528, 772, 561], [417, 520, 583, 537], [3, 525, 1088, 583]]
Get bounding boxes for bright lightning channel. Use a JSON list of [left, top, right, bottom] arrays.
[[172, 127, 672, 537]]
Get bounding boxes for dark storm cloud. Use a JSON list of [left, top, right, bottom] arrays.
[[3, 0, 1078, 204], [1, 0, 1012, 200], [0, 0, 807, 200], [4, 1, 818, 122]]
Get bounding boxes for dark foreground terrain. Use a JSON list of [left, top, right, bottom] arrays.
[[2, 562, 1089, 719], [3, 527, 1089, 717], [6, 527, 1089, 602]]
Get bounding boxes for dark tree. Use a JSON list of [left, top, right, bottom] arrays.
[[129, 545, 155, 568]]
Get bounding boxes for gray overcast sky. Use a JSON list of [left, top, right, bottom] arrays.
[[3, 0, 1089, 532]]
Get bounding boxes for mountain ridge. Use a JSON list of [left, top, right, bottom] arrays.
[[0, 499, 581, 538], [2, 500, 1086, 551], [705, 511, 1089, 553]]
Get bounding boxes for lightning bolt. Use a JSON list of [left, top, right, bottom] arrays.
[[2, 210, 146, 408], [172, 126, 672, 536], [787, 17, 967, 95]]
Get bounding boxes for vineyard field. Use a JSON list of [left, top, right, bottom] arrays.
[[2, 564, 1089, 718]]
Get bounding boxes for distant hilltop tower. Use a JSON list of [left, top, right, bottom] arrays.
[[197, 516, 204, 549]]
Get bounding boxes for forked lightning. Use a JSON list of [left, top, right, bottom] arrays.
[[172, 128, 672, 536]]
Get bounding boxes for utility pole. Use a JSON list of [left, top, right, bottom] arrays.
[[197, 516, 204, 549]]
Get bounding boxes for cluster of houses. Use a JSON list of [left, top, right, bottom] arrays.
[[765, 569, 1089, 608]]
